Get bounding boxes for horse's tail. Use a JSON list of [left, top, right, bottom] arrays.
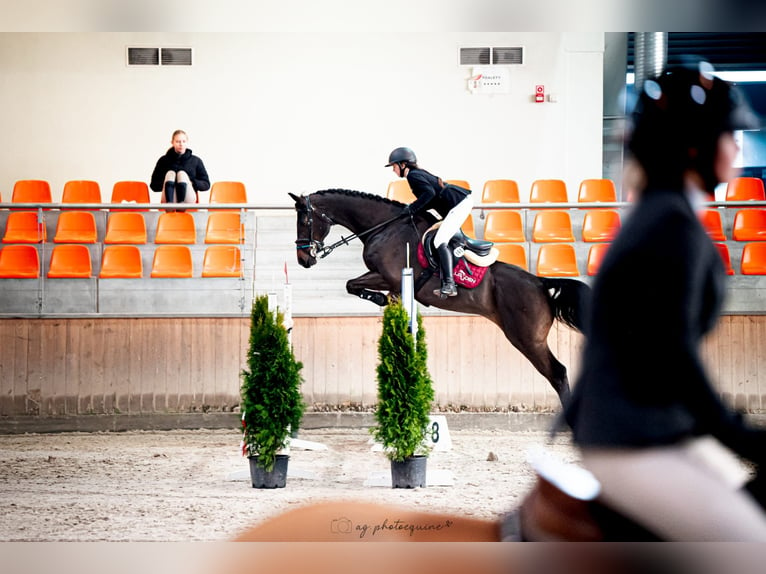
[[540, 278, 591, 333]]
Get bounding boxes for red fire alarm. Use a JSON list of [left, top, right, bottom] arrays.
[[535, 85, 545, 103]]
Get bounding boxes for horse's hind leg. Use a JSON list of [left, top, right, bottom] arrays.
[[495, 299, 571, 406]]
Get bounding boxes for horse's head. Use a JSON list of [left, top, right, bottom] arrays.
[[290, 192, 334, 268]]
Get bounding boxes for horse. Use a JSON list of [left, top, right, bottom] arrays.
[[290, 189, 590, 404]]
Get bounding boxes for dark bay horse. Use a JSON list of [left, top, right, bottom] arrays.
[[290, 189, 590, 404]]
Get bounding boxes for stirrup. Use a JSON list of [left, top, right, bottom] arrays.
[[434, 282, 457, 298]]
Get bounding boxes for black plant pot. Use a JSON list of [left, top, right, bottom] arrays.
[[390, 455, 427, 488], [248, 454, 289, 488]]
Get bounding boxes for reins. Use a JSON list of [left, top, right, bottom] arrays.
[[296, 194, 405, 259]]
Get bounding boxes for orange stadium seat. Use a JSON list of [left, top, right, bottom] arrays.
[[0, 244, 40, 278], [386, 180, 416, 203], [699, 209, 727, 241], [99, 245, 143, 278], [104, 212, 147, 244], [111, 181, 150, 210], [529, 179, 567, 203], [481, 179, 520, 204], [12, 180, 52, 204], [3, 211, 47, 243], [577, 178, 617, 203], [202, 245, 242, 277], [532, 210, 575, 242], [62, 180, 101, 204], [536, 243, 579, 277], [732, 209, 766, 241], [483, 210, 525, 242], [205, 212, 244, 244], [445, 179, 471, 190], [726, 177, 765, 202], [741, 242, 766, 275], [586, 243, 610, 276], [461, 214, 476, 238], [154, 212, 196, 244], [210, 181, 247, 206], [582, 209, 621, 242], [47, 244, 92, 278], [53, 211, 98, 243], [714, 243, 735, 276], [494, 243, 527, 270], [151, 245, 193, 278]]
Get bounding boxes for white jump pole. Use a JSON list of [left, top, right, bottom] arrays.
[[401, 242, 417, 339]]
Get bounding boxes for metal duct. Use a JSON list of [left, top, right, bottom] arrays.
[[634, 32, 668, 92]]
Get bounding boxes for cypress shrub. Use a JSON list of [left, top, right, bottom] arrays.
[[240, 295, 305, 471], [371, 301, 434, 462]]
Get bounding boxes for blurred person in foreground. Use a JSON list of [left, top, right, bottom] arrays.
[[562, 59, 766, 540]]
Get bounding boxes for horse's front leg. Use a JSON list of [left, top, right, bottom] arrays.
[[346, 271, 394, 307]]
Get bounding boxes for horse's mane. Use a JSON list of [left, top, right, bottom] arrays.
[[313, 188, 406, 207]]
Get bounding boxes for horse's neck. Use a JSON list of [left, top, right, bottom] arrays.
[[320, 195, 398, 235]]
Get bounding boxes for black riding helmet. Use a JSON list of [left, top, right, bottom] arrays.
[[628, 59, 761, 194], [385, 147, 417, 167]]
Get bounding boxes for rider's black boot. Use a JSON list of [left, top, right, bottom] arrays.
[[435, 243, 457, 298]]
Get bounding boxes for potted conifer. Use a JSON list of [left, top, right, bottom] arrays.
[[371, 301, 435, 488], [240, 294, 305, 488]]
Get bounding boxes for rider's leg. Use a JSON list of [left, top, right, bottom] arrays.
[[581, 437, 766, 541], [433, 196, 474, 298]]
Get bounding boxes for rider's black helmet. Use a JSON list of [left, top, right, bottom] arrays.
[[385, 147, 417, 167], [627, 58, 761, 194]]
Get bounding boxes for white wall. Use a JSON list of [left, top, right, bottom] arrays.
[[0, 32, 604, 204]]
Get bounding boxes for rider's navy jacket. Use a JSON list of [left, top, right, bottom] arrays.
[[405, 168, 469, 216], [564, 187, 766, 464]]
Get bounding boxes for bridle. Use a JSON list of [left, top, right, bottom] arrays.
[[295, 194, 406, 259], [294, 194, 335, 259]]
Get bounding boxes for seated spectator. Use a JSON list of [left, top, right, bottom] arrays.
[[150, 129, 210, 210]]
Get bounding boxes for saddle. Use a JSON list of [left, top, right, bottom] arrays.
[[417, 223, 499, 290]]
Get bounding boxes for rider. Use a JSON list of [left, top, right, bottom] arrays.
[[385, 147, 473, 298], [562, 60, 766, 540]]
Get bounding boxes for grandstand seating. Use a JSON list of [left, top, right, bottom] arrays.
[[494, 243, 527, 270], [12, 180, 51, 204], [699, 209, 727, 241], [582, 209, 621, 242], [111, 181, 150, 210], [741, 242, 766, 275], [531, 210, 575, 242], [586, 243, 610, 276], [3, 211, 47, 243], [204, 212, 244, 244], [47, 244, 92, 278], [210, 181, 247, 206], [714, 243, 736, 276], [202, 245, 242, 277], [154, 212, 196, 244], [530, 179, 567, 203], [726, 177, 766, 202], [62, 180, 101, 204], [0, 244, 40, 278], [53, 211, 98, 243], [150, 245, 193, 278], [483, 210, 525, 242], [536, 243, 579, 277], [481, 180, 520, 204], [445, 179, 471, 190], [577, 178, 617, 203], [104, 212, 147, 244], [732, 209, 766, 241], [99, 245, 143, 278]]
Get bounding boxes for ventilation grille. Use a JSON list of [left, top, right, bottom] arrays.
[[459, 46, 523, 66], [127, 47, 193, 66]]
